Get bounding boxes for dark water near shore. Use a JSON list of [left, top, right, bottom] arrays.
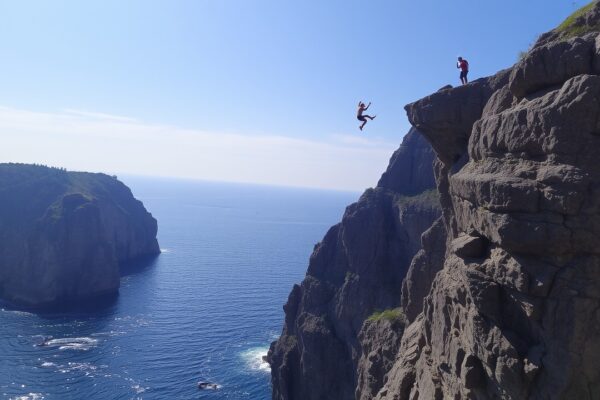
[[0, 178, 358, 400]]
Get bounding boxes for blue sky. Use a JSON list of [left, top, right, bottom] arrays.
[[0, 0, 585, 190]]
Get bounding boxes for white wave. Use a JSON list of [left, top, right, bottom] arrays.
[[40, 362, 56, 368], [240, 346, 270, 372], [197, 382, 222, 390], [160, 248, 171, 253], [2, 308, 33, 317], [11, 393, 44, 400], [43, 337, 98, 351], [56, 362, 102, 376], [91, 330, 126, 338], [132, 384, 146, 394]]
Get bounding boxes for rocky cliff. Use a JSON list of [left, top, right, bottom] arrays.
[[271, 2, 600, 399], [268, 129, 440, 399], [374, 3, 600, 400], [0, 164, 160, 309]]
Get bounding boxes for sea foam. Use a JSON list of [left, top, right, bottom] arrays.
[[240, 347, 271, 372]]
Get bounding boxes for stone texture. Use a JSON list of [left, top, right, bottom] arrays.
[[377, 128, 437, 195], [400, 218, 446, 324], [404, 69, 511, 165], [374, 27, 600, 400], [451, 234, 488, 259], [272, 6, 600, 400], [0, 164, 159, 309], [509, 34, 597, 99], [535, 1, 600, 48], [268, 131, 440, 400], [356, 315, 405, 400]]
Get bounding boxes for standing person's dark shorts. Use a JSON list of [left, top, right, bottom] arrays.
[[460, 69, 468, 81]]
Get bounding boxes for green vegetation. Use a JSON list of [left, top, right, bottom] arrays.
[[556, 1, 599, 38], [517, 50, 528, 61], [367, 308, 406, 323], [0, 163, 131, 230], [396, 189, 440, 209]]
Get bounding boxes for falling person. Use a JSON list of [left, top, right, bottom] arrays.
[[357, 101, 376, 131]]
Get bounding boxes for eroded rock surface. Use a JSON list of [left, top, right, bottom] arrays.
[[268, 130, 440, 400], [271, 4, 600, 399], [374, 4, 600, 399]]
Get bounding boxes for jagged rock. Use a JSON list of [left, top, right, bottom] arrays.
[[405, 70, 511, 165], [535, 1, 600, 47], [375, 11, 600, 400], [356, 315, 405, 400], [451, 234, 487, 259], [509, 34, 596, 99], [400, 218, 446, 323], [272, 4, 600, 400], [461, 354, 485, 389], [0, 164, 159, 309], [377, 128, 436, 195], [268, 131, 440, 400]]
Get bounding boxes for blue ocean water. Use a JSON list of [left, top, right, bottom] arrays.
[[0, 177, 358, 400]]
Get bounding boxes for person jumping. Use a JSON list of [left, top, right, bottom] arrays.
[[457, 56, 469, 85], [357, 101, 376, 131]]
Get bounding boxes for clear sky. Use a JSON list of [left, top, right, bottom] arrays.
[[0, 0, 585, 190]]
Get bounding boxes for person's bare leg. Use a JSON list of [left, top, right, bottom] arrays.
[[360, 121, 367, 130]]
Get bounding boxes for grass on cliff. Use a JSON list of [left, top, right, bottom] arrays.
[[396, 189, 440, 209], [367, 308, 406, 323], [556, 1, 599, 38]]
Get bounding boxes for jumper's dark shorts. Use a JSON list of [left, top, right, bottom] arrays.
[[460, 70, 469, 80], [357, 115, 367, 122]]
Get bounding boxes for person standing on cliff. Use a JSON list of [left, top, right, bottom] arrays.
[[357, 101, 376, 131], [457, 56, 469, 85]]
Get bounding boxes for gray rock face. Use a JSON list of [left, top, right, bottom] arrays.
[[0, 164, 159, 309], [268, 130, 440, 400], [400, 218, 446, 324], [377, 128, 437, 195], [356, 315, 405, 400], [371, 11, 600, 400]]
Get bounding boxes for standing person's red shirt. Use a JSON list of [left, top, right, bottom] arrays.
[[459, 59, 469, 71]]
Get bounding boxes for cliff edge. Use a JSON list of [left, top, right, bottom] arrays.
[[268, 129, 440, 399], [271, 2, 600, 399], [0, 164, 160, 309], [374, 2, 600, 399]]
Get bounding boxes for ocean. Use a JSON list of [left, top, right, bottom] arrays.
[[0, 177, 358, 400]]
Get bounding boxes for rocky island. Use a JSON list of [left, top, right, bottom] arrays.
[[269, 2, 600, 399], [0, 163, 159, 309]]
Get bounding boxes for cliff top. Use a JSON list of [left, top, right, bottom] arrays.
[[0, 163, 145, 230], [535, 0, 600, 46]]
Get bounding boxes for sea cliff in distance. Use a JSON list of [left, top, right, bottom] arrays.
[[0, 163, 160, 309]]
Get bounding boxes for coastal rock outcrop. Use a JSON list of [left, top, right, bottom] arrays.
[[271, 2, 600, 399], [0, 164, 159, 309], [268, 129, 440, 400], [372, 3, 600, 399]]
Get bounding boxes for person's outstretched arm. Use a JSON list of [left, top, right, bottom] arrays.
[[364, 102, 371, 110]]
